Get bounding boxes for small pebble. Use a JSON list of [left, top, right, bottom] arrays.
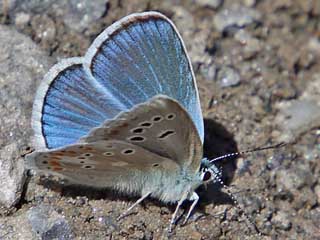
[[217, 66, 241, 88], [272, 211, 292, 231], [64, 0, 109, 32], [200, 63, 217, 81], [14, 12, 31, 27], [27, 205, 74, 239], [194, 0, 222, 9], [213, 4, 261, 32]]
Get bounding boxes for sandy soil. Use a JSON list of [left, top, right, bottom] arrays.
[[0, 0, 319, 239]]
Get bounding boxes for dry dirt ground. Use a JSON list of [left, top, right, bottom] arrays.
[[0, 0, 319, 239]]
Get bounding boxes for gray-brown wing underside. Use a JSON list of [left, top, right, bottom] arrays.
[[81, 95, 203, 172], [25, 140, 180, 192]]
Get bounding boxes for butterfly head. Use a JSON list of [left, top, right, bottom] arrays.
[[199, 158, 222, 185]]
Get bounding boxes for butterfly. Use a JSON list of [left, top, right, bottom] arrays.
[[25, 11, 223, 232]]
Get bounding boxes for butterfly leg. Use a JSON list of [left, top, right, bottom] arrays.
[[169, 191, 189, 232], [182, 192, 199, 225], [117, 192, 151, 220]]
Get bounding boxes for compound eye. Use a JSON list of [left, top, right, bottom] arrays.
[[203, 171, 212, 181]]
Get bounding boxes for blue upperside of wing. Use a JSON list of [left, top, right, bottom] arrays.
[[40, 65, 126, 148], [36, 13, 204, 149], [88, 17, 203, 140]]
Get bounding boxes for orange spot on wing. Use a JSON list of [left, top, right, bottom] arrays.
[[51, 152, 65, 157], [67, 151, 77, 154], [52, 167, 63, 171], [62, 151, 78, 157], [49, 160, 61, 167], [110, 129, 119, 135]]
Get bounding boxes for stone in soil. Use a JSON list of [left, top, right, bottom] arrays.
[[0, 25, 52, 213]]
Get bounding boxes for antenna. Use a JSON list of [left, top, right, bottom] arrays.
[[209, 142, 287, 163]]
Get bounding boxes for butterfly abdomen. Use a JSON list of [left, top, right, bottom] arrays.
[[145, 169, 201, 203]]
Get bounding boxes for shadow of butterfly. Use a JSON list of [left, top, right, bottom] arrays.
[[25, 11, 224, 232]]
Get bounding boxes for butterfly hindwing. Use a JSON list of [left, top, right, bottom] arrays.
[[32, 58, 127, 150], [82, 95, 203, 172], [25, 140, 180, 190]]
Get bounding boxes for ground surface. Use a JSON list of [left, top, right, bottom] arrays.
[[0, 0, 319, 239]]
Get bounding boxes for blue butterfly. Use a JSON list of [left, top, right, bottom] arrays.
[[26, 11, 222, 232]]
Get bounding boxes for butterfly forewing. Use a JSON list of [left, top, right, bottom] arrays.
[[82, 95, 203, 172], [84, 12, 204, 141]]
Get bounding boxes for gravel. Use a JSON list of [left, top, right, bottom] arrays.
[[0, 0, 319, 239]]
